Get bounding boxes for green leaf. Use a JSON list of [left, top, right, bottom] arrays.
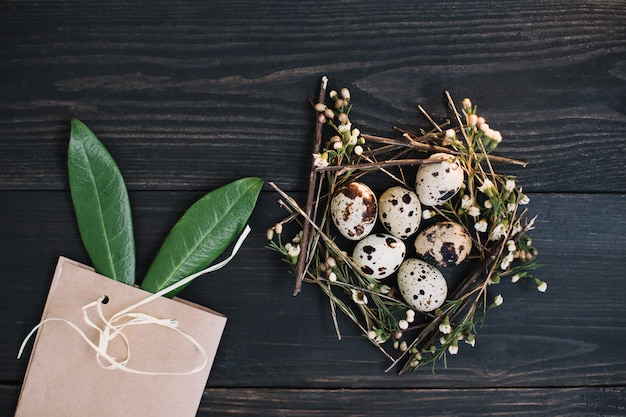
[[140, 177, 263, 297], [68, 119, 136, 285]]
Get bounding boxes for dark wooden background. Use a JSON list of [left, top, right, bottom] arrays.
[[1, 1, 625, 415]]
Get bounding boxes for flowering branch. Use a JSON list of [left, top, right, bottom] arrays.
[[268, 80, 544, 373]]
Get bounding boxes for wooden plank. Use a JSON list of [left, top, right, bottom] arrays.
[[2, 191, 625, 388], [0, 1, 624, 192], [1, 384, 625, 416]]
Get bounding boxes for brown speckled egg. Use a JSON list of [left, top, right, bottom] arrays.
[[378, 186, 421, 240], [414, 221, 472, 267], [397, 258, 448, 313], [415, 153, 464, 206], [352, 233, 406, 279], [330, 182, 378, 240]]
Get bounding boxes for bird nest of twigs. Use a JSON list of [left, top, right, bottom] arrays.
[[268, 76, 545, 374]]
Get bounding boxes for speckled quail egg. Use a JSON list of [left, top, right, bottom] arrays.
[[378, 186, 422, 240], [415, 153, 464, 206], [414, 221, 472, 267], [330, 182, 378, 240], [397, 258, 448, 313], [352, 233, 406, 279]]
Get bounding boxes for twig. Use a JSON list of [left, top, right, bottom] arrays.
[[293, 76, 328, 296], [315, 157, 445, 172], [362, 133, 528, 167]]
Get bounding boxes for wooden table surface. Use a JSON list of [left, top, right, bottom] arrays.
[[1, 1, 625, 415]]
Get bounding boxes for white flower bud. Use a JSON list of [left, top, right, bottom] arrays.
[[505, 179, 516, 191], [494, 294, 503, 306]]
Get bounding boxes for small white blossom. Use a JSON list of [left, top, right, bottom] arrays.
[[494, 294, 503, 306], [511, 274, 521, 283], [482, 127, 495, 139], [461, 194, 474, 210], [468, 206, 481, 217], [500, 259, 510, 270], [312, 153, 329, 169], [379, 285, 391, 294], [422, 209, 435, 220], [504, 252, 515, 264], [507, 202, 516, 213], [398, 320, 409, 330], [491, 130, 502, 143], [505, 179, 516, 192], [367, 330, 377, 340], [507, 240, 516, 252], [537, 281, 548, 292], [465, 335, 476, 347], [474, 219, 488, 233], [519, 194, 530, 205], [439, 322, 451, 334], [484, 200, 493, 209], [462, 98, 472, 108], [340, 87, 350, 99], [448, 343, 459, 355], [327, 271, 337, 282], [337, 122, 352, 133], [478, 178, 496, 194], [490, 223, 507, 241], [333, 141, 343, 150], [292, 231, 303, 244], [285, 243, 301, 257], [468, 114, 478, 127], [352, 290, 368, 305]]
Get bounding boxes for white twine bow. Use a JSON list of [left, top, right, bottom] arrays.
[[18, 225, 251, 376]]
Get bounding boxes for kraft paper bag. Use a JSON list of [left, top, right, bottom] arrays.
[[15, 257, 227, 417]]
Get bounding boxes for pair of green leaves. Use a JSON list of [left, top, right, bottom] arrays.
[[68, 119, 262, 297]]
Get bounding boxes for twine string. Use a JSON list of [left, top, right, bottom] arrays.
[[17, 225, 251, 376]]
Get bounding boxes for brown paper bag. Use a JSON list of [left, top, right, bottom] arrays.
[[15, 257, 227, 417]]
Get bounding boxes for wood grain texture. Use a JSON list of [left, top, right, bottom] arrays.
[[2, 192, 625, 388], [1, 385, 624, 417], [1, 0, 625, 415], [0, 0, 624, 192]]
